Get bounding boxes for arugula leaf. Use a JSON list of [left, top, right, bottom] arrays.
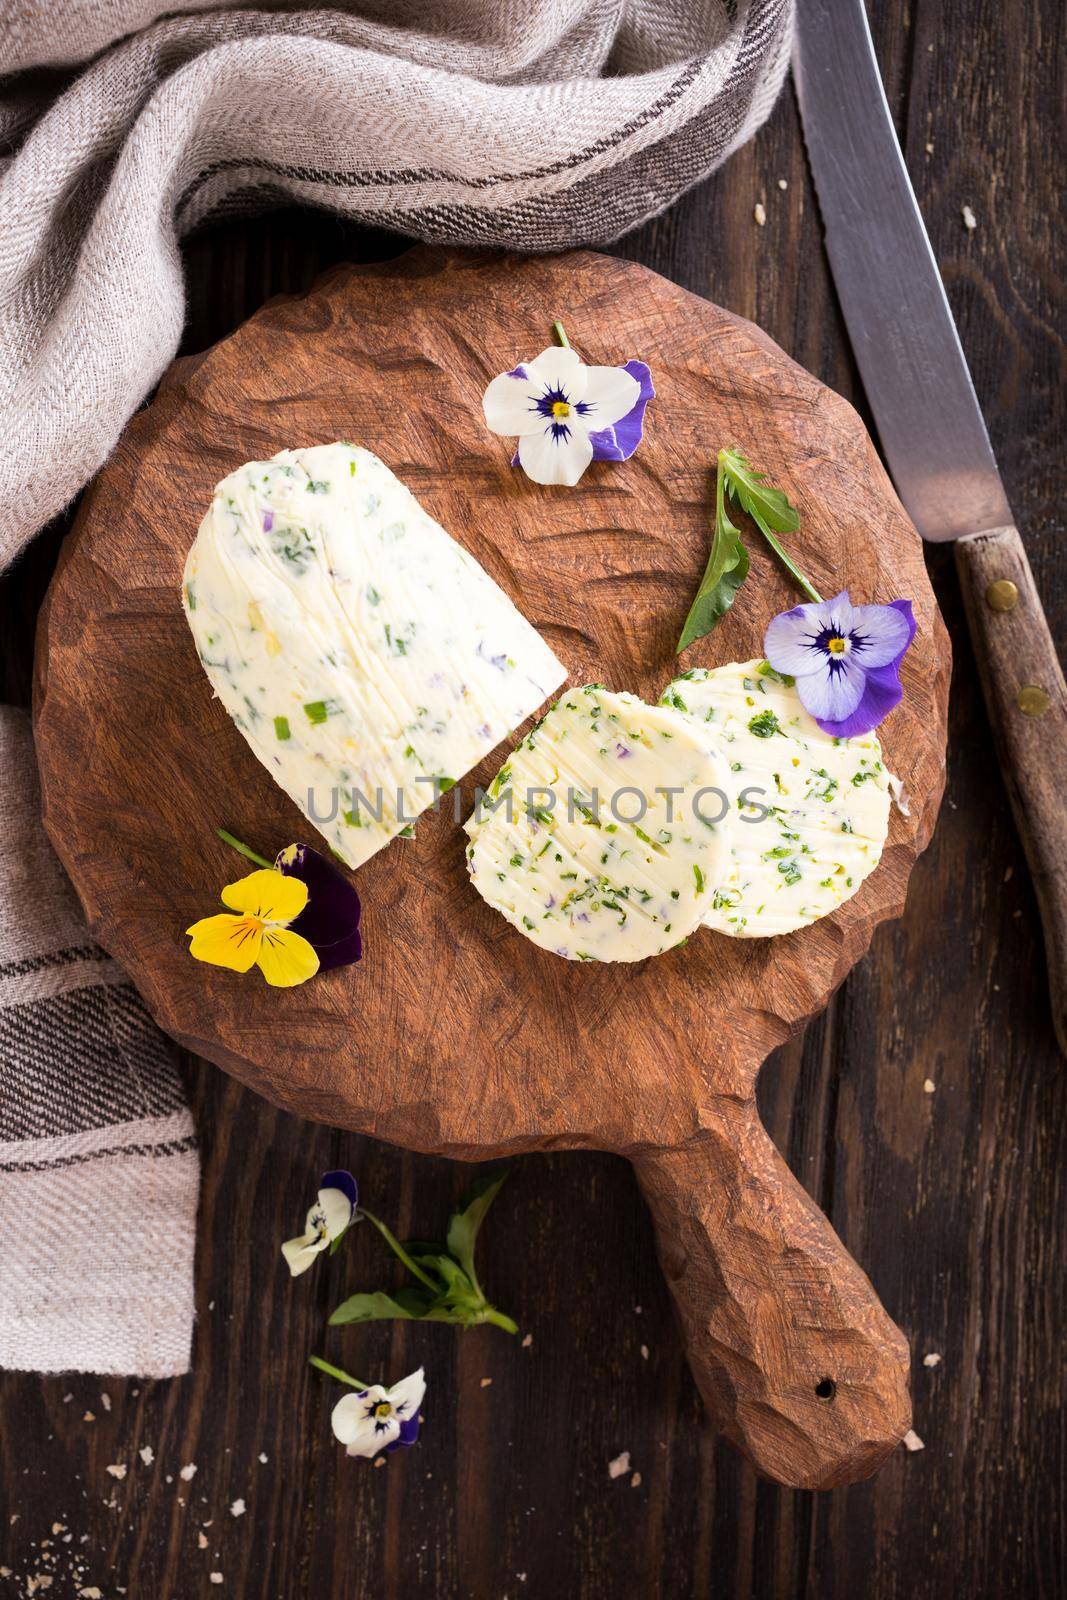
[[719, 447, 799, 534], [675, 459, 750, 652], [719, 448, 821, 604], [446, 1168, 509, 1293]]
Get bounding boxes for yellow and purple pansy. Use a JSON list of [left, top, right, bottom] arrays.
[[185, 867, 319, 987], [275, 843, 363, 970], [186, 837, 363, 986]]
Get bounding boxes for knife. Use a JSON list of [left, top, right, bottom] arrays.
[[794, 0, 1067, 1054]]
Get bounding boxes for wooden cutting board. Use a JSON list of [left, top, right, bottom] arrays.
[[34, 248, 950, 1490]]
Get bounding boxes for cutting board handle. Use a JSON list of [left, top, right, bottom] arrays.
[[632, 1111, 911, 1489]]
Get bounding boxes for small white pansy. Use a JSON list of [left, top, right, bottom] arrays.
[[483, 343, 644, 488], [331, 1368, 427, 1459], [281, 1169, 358, 1277]]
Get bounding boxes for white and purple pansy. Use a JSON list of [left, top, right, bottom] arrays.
[[331, 1367, 426, 1459], [764, 590, 916, 739], [281, 1169, 359, 1277], [482, 344, 653, 487]]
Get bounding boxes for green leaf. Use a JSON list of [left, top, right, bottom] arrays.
[[719, 447, 800, 535], [401, 1238, 449, 1260], [446, 1168, 509, 1291], [403, 1242, 517, 1330], [719, 448, 821, 603], [414, 1255, 488, 1321], [412, 1253, 469, 1289], [397, 1247, 476, 1299], [676, 460, 750, 652], [328, 1287, 435, 1326]]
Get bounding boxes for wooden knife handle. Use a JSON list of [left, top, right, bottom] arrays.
[[632, 1112, 911, 1489], [954, 524, 1067, 1054]]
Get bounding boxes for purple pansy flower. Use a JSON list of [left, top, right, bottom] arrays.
[[764, 591, 916, 739], [281, 1169, 359, 1277], [384, 1407, 423, 1454], [331, 1368, 426, 1459], [483, 345, 651, 487], [320, 1169, 358, 1210], [274, 843, 362, 969], [587, 359, 655, 462]]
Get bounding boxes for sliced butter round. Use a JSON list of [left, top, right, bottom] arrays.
[[660, 659, 892, 938], [464, 686, 730, 962]]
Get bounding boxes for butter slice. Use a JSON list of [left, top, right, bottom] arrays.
[[464, 686, 730, 962], [183, 443, 567, 867], [660, 659, 892, 937]]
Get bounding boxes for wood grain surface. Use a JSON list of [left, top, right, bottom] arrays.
[[1, 0, 1063, 1590]]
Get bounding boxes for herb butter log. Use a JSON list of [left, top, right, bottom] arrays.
[[464, 686, 731, 961], [183, 444, 567, 868], [660, 660, 893, 937]]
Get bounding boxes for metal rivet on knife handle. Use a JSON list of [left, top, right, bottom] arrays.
[[985, 579, 1019, 612], [1017, 685, 1051, 718]]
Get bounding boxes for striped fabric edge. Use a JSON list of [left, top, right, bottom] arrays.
[[0, 977, 192, 1143], [171, 0, 793, 242], [0, 941, 128, 1009], [0, 1107, 196, 1173]]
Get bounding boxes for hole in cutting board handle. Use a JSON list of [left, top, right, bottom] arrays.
[[814, 1377, 836, 1400]]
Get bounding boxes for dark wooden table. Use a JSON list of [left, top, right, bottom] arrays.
[[2, 5, 1063, 1595]]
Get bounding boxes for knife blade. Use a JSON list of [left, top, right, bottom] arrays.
[[792, 0, 1011, 541], [793, 0, 1067, 1052]]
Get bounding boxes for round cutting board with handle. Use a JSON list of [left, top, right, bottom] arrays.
[[34, 248, 950, 1490]]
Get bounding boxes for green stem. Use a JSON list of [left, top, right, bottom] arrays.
[[551, 319, 570, 349], [482, 1306, 519, 1335], [756, 526, 823, 603], [217, 828, 272, 869], [309, 1354, 370, 1390], [359, 1208, 441, 1293]]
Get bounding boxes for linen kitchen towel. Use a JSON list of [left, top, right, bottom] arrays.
[[0, 0, 793, 567], [0, 708, 199, 1376]]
